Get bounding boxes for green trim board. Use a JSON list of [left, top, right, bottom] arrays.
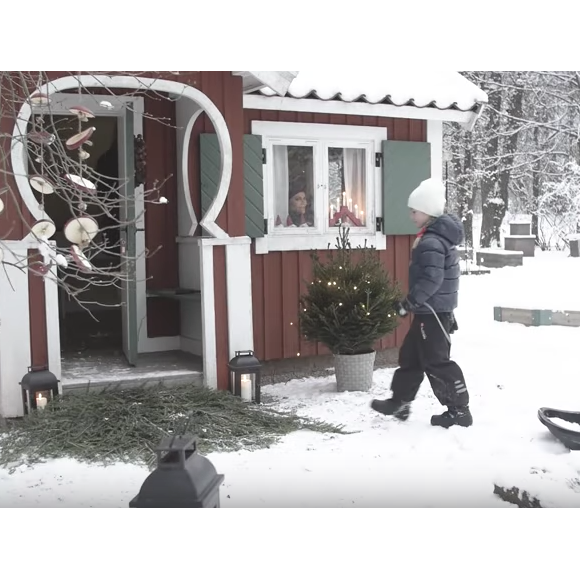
[[494, 307, 580, 327]]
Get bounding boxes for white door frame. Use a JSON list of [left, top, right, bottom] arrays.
[[23, 94, 176, 355]]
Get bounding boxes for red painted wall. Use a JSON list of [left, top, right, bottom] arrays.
[[243, 109, 427, 361]]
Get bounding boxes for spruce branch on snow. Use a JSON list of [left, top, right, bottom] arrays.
[[0, 383, 347, 471]]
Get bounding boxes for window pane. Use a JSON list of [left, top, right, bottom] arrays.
[[328, 147, 366, 227], [272, 145, 315, 228]]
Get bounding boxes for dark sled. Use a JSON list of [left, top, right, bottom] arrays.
[[538, 407, 580, 451]]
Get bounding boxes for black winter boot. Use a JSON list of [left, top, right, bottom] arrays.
[[431, 406, 473, 429], [371, 398, 411, 421]]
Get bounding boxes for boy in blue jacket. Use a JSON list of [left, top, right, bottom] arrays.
[[371, 178, 472, 428]]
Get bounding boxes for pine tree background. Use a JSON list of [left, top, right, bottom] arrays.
[[299, 227, 402, 355]]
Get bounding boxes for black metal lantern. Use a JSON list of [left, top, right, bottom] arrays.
[[20, 366, 59, 414], [129, 435, 224, 508], [227, 350, 262, 404]]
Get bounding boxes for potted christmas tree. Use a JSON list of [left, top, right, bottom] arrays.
[[299, 226, 402, 392]]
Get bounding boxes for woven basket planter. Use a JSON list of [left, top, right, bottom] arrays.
[[334, 350, 376, 392]]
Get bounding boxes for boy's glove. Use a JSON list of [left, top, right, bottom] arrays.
[[397, 298, 413, 318], [449, 312, 459, 334]]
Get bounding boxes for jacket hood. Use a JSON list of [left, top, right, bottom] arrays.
[[426, 214, 464, 247]]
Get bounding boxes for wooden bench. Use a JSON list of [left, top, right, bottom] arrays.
[[476, 249, 523, 268]]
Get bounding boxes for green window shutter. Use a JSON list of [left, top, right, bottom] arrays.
[[243, 134, 265, 238], [382, 140, 432, 235], [200, 133, 220, 217]]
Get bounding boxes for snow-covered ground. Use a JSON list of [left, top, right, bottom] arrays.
[[1, 250, 580, 508]]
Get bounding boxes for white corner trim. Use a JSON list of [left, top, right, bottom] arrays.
[[427, 120, 443, 182], [0, 244, 31, 418], [244, 94, 478, 125], [199, 243, 217, 390], [11, 74, 232, 242], [225, 242, 254, 358], [44, 262, 61, 392]]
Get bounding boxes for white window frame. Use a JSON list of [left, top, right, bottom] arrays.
[[252, 121, 388, 254]]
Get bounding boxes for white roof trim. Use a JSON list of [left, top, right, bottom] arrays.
[[243, 94, 482, 128], [232, 71, 298, 96]]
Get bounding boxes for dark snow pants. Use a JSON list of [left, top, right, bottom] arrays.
[[391, 313, 469, 408]]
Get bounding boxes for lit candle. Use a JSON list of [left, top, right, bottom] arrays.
[[348, 198, 353, 212], [342, 192, 346, 207], [354, 204, 359, 218], [240, 374, 252, 402], [360, 210, 364, 224], [36, 393, 47, 409]]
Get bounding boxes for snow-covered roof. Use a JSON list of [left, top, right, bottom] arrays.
[[233, 71, 298, 96], [255, 71, 488, 112]]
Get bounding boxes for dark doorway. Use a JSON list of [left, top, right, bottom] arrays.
[[29, 114, 123, 354]]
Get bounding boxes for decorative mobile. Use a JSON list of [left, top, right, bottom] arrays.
[[26, 87, 101, 274]]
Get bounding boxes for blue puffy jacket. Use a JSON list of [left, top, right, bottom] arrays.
[[407, 214, 464, 314]]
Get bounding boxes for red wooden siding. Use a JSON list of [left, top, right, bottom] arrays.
[[144, 97, 180, 337], [28, 251, 48, 369], [244, 109, 426, 361]]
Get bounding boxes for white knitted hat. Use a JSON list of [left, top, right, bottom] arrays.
[[407, 178, 446, 217]]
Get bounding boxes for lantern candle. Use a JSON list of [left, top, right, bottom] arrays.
[[36, 393, 47, 409], [240, 374, 252, 402]]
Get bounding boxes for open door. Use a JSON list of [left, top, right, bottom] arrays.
[[119, 108, 138, 366]]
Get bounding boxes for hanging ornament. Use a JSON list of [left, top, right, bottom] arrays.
[[64, 216, 99, 247], [64, 174, 96, 194], [35, 263, 51, 276], [29, 175, 56, 194], [31, 219, 56, 239], [69, 105, 95, 121], [0, 198, 4, 215], [69, 244, 93, 272], [28, 92, 51, 107], [66, 127, 95, 151], [28, 130, 55, 146], [78, 149, 90, 160]]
